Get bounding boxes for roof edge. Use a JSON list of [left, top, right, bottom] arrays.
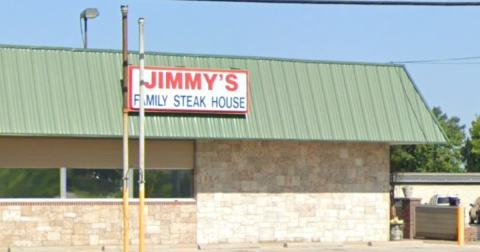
[[0, 133, 445, 144], [399, 65, 449, 143], [0, 43, 405, 67]]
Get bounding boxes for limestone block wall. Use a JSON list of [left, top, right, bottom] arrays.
[[195, 140, 390, 244], [0, 201, 196, 247]]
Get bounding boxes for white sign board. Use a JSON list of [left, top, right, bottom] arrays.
[[129, 66, 250, 114]]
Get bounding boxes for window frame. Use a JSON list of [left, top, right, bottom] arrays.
[[0, 167, 195, 201]]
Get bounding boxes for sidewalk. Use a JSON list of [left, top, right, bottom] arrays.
[[2, 240, 480, 252]]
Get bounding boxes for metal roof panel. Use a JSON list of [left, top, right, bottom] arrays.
[[0, 45, 447, 144]]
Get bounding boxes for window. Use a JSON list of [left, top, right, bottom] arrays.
[[0, 168, 60, 198], [133, 169, 194, 198], [0, 167, 193, 199], [67, 169, 123, 198], [0, 138, 195, 199], [437, 197, 450, 205]]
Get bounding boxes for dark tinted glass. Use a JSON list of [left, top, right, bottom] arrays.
[[133, 169, 193, 198], [437, 197, 450, 204], [0, 168, 60, 198], [67, 169, 123, 198]]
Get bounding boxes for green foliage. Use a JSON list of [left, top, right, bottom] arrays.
[[471, 116, 480, 155], [390, 145, 416, 173], [0, 169, 60, 198], [462, 116, 480, 172], [390, 107, 465, 173]]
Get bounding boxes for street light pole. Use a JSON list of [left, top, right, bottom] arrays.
[[84, 18, 88, 49], [138, 17, 146, 252]]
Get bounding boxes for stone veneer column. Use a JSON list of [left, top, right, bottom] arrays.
[[195, 140, 391, 244], [400, 198, 421, 239]]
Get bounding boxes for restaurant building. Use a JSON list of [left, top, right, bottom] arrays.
[[0, 45, 446, 247]]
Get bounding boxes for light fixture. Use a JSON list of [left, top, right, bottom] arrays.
[[80, 8, 99, 19], [80, 8, 100, 49]]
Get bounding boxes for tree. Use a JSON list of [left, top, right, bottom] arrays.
[[471, 115, 480, 155], [462, 116, 480, 172], [389, 107, 466, 219], [390, 106, 466, 173]]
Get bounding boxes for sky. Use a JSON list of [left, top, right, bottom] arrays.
[[2, 0, 480, 134]]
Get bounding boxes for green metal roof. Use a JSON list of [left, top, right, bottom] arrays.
[[0, 45, 447, 144]]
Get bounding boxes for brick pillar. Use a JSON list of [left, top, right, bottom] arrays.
[[400, 198, 421, 239], [465, 225, 479, 242]]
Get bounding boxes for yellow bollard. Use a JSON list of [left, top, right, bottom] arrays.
[[457, 206, 464, 246]]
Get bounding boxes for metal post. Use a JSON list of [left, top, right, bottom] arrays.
[[60, 168, 66, 199], [457, 206, 464, 245], [121, 5, 129, 252], [84, 18, 88, 49], [138, 17, 146, 252]]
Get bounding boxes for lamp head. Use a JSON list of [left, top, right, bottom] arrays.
[[80, 8, 99, 19], [121, 5, 128, 14]]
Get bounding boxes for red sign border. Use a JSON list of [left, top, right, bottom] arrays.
[[128, 66, 250, 115]]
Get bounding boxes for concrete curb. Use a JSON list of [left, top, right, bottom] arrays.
[[2, 246, 104, 252], [364, 240, 424, 247], [7, 240, 480, 252], [197, 243, 261, 250], [169, 244, 199, 250], [283, 242, 343, 249], [109, 244, 197, 251]]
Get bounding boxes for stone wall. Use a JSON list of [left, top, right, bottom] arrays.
[[0, 201, 196, 247], [1, 140, 392, 247], [195, 140, 390, 244]]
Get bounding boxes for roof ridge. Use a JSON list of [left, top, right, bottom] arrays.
[[0, 43, 404, 67]]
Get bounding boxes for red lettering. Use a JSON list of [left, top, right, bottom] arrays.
[[204, 73, 217, 91], [225, 74, 238, 92], [145, 72, 156, 89], [166, 72, 183, 89], [158, 72, 164, 89], [185, 73, 201, 90]]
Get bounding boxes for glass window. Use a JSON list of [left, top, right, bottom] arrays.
[[67, 169, 123, 198], [133, 169, 193, 198], [0, 168, 193, 199], [0, 168, 60, 198], [437, 197, 450, 204]]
